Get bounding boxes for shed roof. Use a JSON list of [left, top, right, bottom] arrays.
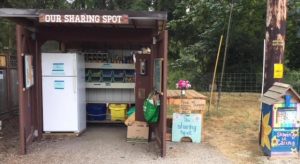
[[261, 82, 300, 105], [0, 8, 167, 31]]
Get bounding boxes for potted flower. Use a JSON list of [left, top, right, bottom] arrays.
[[176, 80, 191, 96]]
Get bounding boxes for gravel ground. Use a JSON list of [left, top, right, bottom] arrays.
[[1, 125, 232, 164]]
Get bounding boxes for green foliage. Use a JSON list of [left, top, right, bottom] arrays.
[[285, 0, 300, 70], [0, 0, 299, 91], [168, 0, 299, 90]]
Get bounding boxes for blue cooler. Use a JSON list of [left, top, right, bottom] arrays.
[[86, 103, 107, 121]]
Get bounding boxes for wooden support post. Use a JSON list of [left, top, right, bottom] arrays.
[[264, 0, 287, 92]]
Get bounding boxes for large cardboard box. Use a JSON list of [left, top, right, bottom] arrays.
[[127, 121, 149, 142]]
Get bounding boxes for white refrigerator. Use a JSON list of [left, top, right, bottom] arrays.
[[42, 53, 86, 133]]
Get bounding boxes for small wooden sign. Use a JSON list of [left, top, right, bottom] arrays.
[[39, 14, 129, 24], [168, 98, 206, 113], [0, 55, 6, 67]]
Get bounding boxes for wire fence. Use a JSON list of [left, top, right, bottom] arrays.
[[196, 72, 300, 93]]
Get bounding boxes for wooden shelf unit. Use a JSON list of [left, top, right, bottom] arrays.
[[86, 82, 135, 89], [85, 63, 135, 69]]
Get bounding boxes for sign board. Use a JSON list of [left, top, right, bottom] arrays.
[[271, 129, 299, 154], [0, 55, 6, 67], [172, 113, 202, 143], [54, 80, 65, 90], [52, 63, 65, 75], [272, 39, 284, 46], [168, 98, 206, 113], [153, 58, 163, 93], [24, 55, 34, 89], [274, 63, 283, 78], [39, 14, 129, 24]]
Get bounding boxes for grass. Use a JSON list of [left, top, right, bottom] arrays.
[[203, 92, 263, 163]]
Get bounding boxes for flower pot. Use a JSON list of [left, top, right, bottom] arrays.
[[181, 89, 186, 96]]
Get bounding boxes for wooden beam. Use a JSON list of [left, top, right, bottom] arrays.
[[38, 26, 153, 44], [7, 17, 36, 32], [16, 25, 26, 155]]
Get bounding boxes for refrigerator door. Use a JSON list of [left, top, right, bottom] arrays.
[[42, 76, 79, 132], [42, 53, 77, 76]]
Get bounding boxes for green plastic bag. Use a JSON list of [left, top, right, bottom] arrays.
[[127, 106, 136, 117], [143, 92, 160, 123]]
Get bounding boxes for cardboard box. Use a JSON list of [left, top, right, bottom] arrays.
[[127, 121, 149, 142]]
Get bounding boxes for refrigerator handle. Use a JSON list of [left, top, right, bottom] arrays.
[[73, 78, 77, 94]]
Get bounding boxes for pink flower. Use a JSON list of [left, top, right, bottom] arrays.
[[176, 80, 191, 89]]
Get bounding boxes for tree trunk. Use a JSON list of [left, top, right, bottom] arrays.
[[264, 0, 287, 92]]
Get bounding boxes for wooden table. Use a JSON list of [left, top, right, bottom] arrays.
[[166, 90, 207, 142], [167, 90, 207, 114], [167, 90, 207, 99]]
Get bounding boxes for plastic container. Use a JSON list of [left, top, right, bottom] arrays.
[[102, 70, 113, 77], [127, 106, 136, 117], [86, 103, 107, 121], [102, 77, 113, 82], [125, 70, 135, 78], [113, 77, 124, 83], [113, 70, 125, 78], [109, 104, 127, 121]]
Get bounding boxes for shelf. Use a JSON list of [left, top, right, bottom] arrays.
[[86, 82, 135, 89], [87, 101, 135, 104], [87, 120, 124, 124], [85, 63, 135, 69]]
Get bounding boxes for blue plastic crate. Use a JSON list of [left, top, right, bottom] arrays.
[[125, 70, 135, 78], [113, 70, 125, 78], [102, 70, 113, 77], [86, 103, 107, 121]]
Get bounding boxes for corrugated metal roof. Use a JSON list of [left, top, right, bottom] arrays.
[[261, 82, 300, 105], [0, 8, 38, 17]]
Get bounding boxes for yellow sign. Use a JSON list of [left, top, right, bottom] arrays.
[[274, 64, 283, 79], [0, 56, 6, 67], [272, 40, 284, 46]]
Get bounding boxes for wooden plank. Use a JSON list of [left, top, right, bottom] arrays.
[[167, 90, 207, 99], [261, 96, 278, 105], [160, 30, 168, 157], [263, 91, 281, 99], [85, 63, 135, 69], [86, 82, 135, 89], [16, 25, 26, 155], [273, 82, 290, 89], [87, 120, 124, 124], [168, 98, 206, 112], [268, 86, 287, 94], [189, 90, 198, 98]]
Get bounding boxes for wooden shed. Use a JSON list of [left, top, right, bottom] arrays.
[[260, 82, 300, 157], [0, 8, 168, 156]]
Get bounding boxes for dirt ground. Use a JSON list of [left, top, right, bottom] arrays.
[[1, 93, 300, 164], [1, 124, 230, 164], [204, 93, 300, 164]]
